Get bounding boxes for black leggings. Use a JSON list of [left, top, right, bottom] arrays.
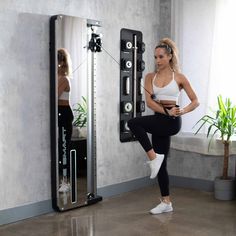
[[128, 113, 181, 196], [58, 105, 74, 178]]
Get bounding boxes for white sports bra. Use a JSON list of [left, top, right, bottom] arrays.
[[152, 72, 180, 102], [59, 91, 70, 101]]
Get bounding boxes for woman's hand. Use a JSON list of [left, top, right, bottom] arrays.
[[168, 106, 184, 116]]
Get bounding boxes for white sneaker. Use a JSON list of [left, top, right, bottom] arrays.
[[58, 178, 71, 193], [148, 153, 164, 179], [150, 200, 173, 214]]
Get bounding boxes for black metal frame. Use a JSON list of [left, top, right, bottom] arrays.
[[49, 15, 58, 210], [120, 28, 145, 142]]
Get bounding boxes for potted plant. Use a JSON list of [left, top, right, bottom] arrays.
[[194, 95, 236, 200], [73, 96, 87, 138]]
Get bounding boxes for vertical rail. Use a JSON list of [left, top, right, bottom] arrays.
[[87, 48, 94, 194], [133, 34, 137, 118]]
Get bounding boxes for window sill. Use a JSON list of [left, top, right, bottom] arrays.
[[170, 132, 236, 156]]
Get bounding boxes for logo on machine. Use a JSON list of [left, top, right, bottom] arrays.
[[62, 127, 67, 160]]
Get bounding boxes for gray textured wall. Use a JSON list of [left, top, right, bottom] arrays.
[[159, 0, 172, 39], [0, 0, 162, 210], [0, 11, 50, 210]]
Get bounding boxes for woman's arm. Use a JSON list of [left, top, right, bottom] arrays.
[[177, 74, 200, 116]]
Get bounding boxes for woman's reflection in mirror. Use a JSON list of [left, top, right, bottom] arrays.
[[57, 48, 74, 193]]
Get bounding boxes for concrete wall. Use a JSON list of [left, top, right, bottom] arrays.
[[0, 11, 51, 210], [0, 0, 163, 211]]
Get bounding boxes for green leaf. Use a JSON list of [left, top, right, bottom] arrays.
[[194, 95, 236, 143], [73, 96, 87, 128]]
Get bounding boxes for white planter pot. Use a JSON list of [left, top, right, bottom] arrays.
[[79, 127, 87, 138], [72, 126, 87, 139]]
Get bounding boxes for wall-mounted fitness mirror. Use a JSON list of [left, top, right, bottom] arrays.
[[50, 15, 102, 211]]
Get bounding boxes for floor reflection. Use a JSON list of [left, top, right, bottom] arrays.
[[70, 216, 94, 236], [1, 186, 236, 236], [58, 177, 87, 210]]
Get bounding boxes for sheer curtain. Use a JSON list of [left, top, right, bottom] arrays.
[[172, 0, 236, 134], [207, 0, 236, 109]]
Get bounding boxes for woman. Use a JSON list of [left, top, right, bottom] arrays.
[[57, 48, 74, 193], [128, 38, 199, 214]]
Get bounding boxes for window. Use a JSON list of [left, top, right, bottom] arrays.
[[172, 0, 236, 134]]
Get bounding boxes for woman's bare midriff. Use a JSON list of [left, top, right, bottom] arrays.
[[158, 100, 177, 108], [58, 100, 70, 106]]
